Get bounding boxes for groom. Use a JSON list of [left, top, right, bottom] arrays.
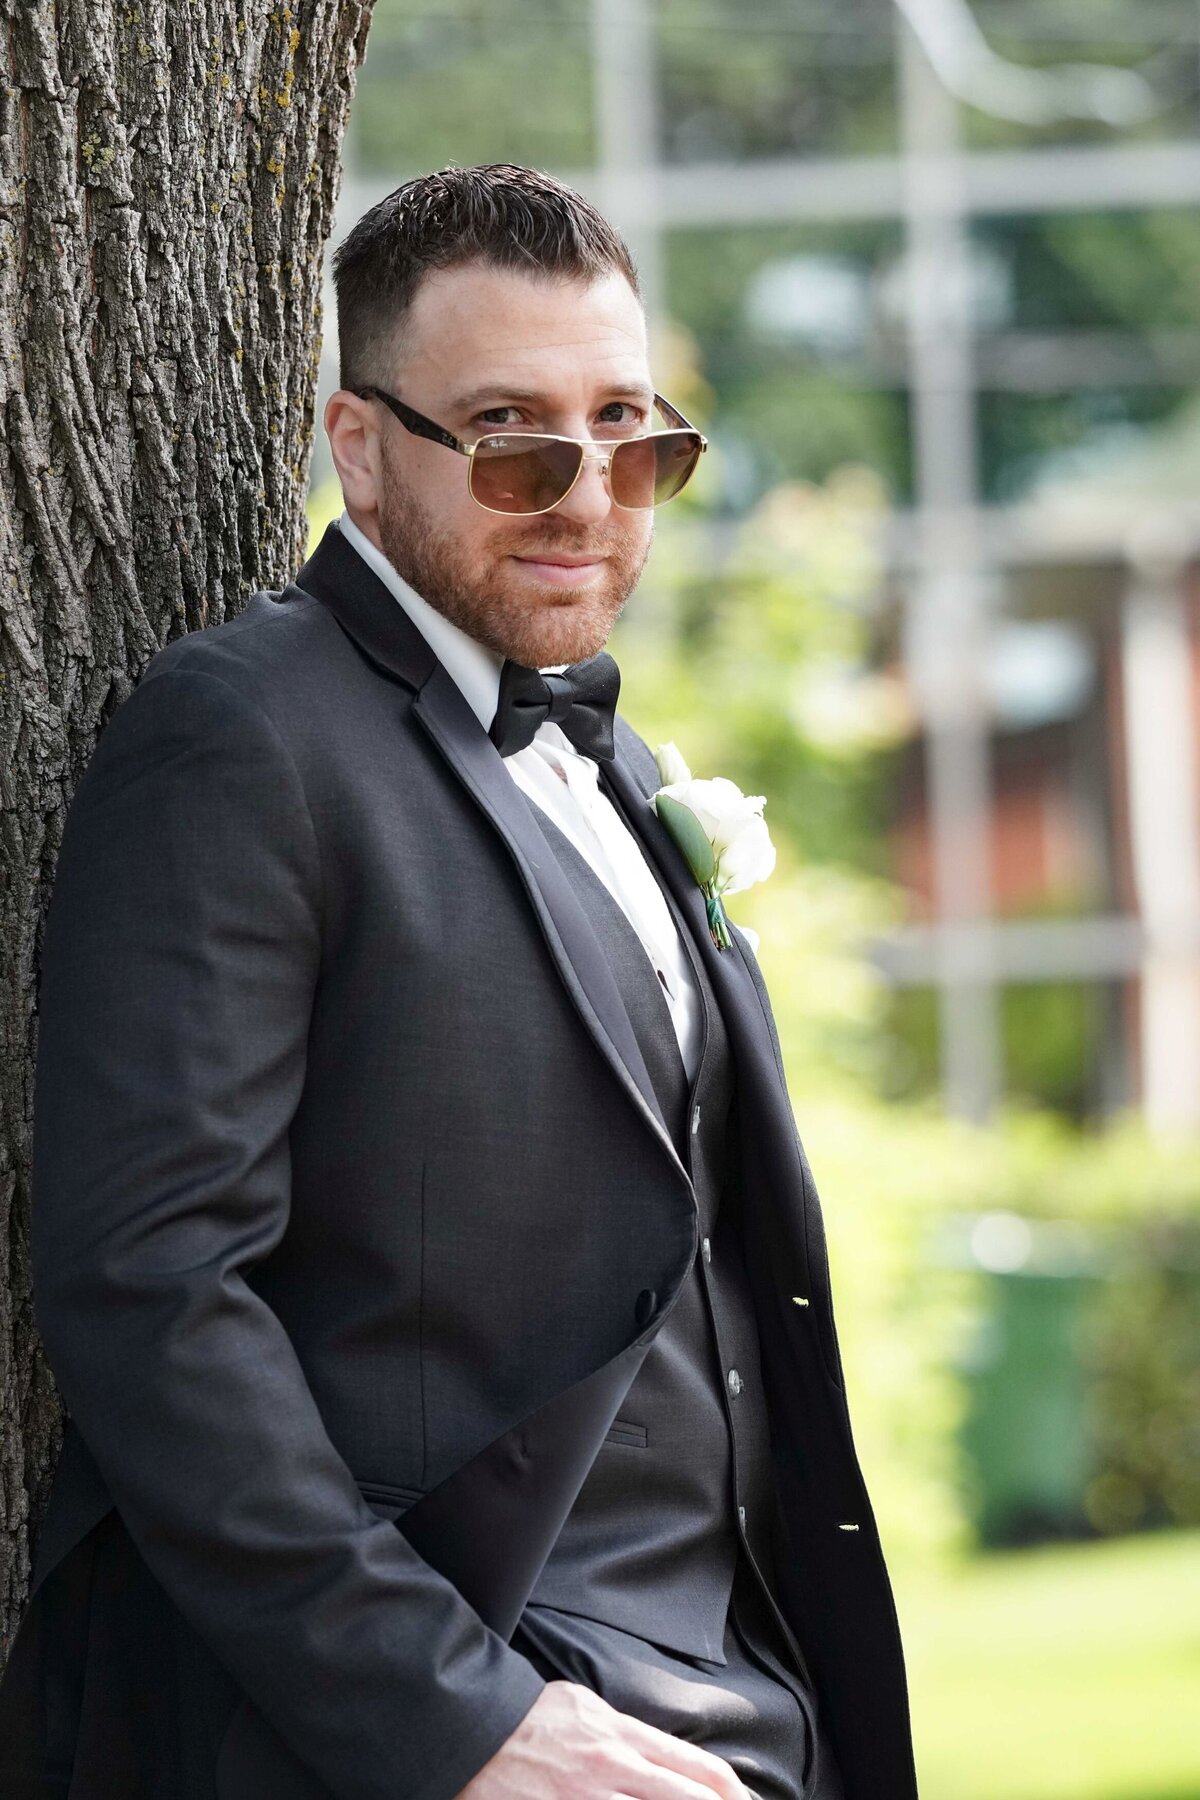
[[0, 164, 917, 1799]]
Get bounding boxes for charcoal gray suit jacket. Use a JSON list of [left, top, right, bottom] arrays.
[[18, 522, 918, 1799]]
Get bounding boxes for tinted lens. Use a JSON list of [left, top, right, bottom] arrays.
[[610, 430, 702, 508], [469, 435, 583, 514]]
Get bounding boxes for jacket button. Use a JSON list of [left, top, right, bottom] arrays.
[[701, 1236, 712, 1264], [727, 1367, 743, 1395], [635, 1288, 657, 1327]]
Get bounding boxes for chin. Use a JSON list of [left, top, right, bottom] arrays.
[[517, 633, 608, 670], [502, 603, 616, 664]]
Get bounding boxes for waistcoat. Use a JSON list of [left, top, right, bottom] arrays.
[[520, 792, 796, 1672]]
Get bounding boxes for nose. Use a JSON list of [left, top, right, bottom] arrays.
[[549, 448, 616, 525]]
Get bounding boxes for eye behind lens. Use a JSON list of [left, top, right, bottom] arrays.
[[611, 429, 700, 508], [470, 434, 584, 514]]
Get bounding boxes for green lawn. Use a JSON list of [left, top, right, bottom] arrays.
[[892, 1531, 1200, 1800]]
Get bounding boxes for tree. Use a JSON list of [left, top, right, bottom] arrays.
[[0, 0, 377, 1659]]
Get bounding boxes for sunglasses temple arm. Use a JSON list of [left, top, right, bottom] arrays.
[[653, 391, 697, 431]]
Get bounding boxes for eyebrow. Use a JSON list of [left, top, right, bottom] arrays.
[[448, 381, 656, 416]]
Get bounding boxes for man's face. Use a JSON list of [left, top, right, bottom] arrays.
[[326, 261, 657, 668]]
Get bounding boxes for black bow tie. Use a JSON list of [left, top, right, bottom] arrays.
[[488, 651, 621, 762]]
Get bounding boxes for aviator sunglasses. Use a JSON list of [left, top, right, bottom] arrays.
[[354, 385, 708, 516]]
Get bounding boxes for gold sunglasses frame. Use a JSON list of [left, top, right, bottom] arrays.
[[354, 384, 708, 516]]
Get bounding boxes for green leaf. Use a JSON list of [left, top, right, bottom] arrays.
[[655, 793, 716, 884]]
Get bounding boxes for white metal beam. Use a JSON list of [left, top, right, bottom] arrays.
[[870, 914, 1150, 984], [897, 12, 1002, 1123]]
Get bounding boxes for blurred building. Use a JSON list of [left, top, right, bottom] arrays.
[[321, 0, 1200, 1136]]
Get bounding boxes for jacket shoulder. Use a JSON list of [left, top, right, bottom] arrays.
[[136, 583, 337, 718]]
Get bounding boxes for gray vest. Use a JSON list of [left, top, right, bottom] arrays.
[[521, 799, 788, 1669]]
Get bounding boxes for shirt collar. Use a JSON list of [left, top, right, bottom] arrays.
[[335, 509, 571, 742]]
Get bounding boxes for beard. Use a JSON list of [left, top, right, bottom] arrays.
[[375, 436, 653, 669]]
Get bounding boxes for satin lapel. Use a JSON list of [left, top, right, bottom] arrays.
[[412, 665, 684, 1176], [292, 524, 686, 1183], [598, 753, 793, 1133]]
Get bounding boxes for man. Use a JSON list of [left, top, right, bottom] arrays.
[[0, 164, 917, 1799]]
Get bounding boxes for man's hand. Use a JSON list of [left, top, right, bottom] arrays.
[[456, 1679, 754, 1799]]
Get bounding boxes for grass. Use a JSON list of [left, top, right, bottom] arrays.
[[891, 1529, 1200, 1800]]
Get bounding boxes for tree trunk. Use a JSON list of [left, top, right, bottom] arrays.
[[0, 0, 376, 1661]]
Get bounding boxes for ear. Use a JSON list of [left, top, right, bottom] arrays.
[[324, 390, 385, 520]]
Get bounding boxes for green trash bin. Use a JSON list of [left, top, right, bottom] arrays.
[[959, 1267, 1097, 1545]]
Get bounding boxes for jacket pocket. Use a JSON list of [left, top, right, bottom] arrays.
[[602, 1417, 647, 1449], [354, 1479, 427, 1522]]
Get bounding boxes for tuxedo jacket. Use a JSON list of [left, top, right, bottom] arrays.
[[9, 522, 918, 1799]]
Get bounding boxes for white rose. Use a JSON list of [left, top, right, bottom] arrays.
[[653, 740, 692, 786], [654, 775, 776, 895], [655, 776, 753, 839], [713, 812, 776, 894], [651, 748, 776, 951]]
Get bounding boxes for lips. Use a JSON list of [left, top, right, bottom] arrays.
[[514, 555, 603, 567], [512, 555, 606, 588]]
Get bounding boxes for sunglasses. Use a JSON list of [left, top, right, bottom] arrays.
[[354, 385, 708, 516]]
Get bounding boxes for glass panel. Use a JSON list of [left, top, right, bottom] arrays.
[[470, 435, 581, 512]]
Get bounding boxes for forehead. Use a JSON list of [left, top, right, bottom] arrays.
[[397, 262, 650, 404]]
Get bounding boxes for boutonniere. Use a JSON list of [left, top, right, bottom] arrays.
[[650, 742, 775, 952]]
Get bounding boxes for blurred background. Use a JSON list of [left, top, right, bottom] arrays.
[[306, 4, 1200, 1794]]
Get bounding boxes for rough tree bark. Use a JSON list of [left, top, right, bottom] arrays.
[[0, 0, 377, 1662]]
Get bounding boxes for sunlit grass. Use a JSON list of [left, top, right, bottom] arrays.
[[893, 1530, 1200, 1799]]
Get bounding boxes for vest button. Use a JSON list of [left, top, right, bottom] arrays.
[[727, 1367, 743, 1395], [635, 1288, 657, 1327], [701, 1236, 712, 1264]]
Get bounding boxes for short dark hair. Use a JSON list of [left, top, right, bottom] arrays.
[[331, 163, 642, 393]]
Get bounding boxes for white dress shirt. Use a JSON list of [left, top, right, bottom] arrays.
[[336, 510, 703, 1084]]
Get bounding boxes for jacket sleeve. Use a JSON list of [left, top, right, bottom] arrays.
[[30, 662, 545, 1800]]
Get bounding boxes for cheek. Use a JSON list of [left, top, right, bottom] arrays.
[[623, 512, 654, 561], [468, 521, 527, 578], [431, 484, 484, 549], [396, 439, 464, 517]]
